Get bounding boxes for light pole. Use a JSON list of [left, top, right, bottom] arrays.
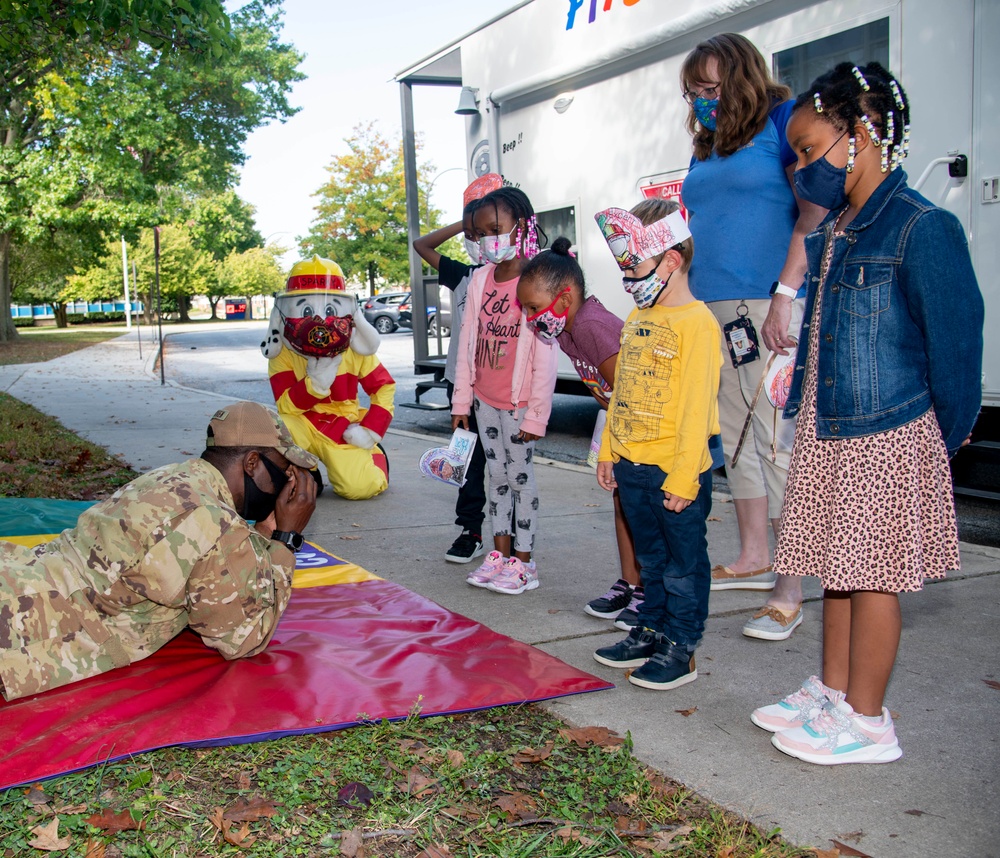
[[425, 167, 465, 226]]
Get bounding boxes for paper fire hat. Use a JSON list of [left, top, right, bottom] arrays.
[[281, 255, 346, 297], [594, 207, 692, 271], [463, 173, 504, 208]]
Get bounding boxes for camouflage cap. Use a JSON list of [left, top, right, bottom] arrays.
[[206, 402, 318, 469]]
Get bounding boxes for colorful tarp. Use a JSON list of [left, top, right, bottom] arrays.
[[0, 499, 612, 790]]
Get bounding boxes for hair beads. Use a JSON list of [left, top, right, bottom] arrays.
[[814, 93, 824, 113], [890, 79, 905, 110], [852, 66, 870, 91], [847, 136, 857, 173]]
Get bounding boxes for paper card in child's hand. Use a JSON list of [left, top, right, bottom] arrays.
[[418, 428, 478, 488]]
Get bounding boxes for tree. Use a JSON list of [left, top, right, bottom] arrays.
[[301, 123, 442, 296], [0, 0, 303, 340], [215, 246, 286, 317]]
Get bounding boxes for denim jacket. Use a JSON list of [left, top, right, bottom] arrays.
[[784, 169, 984, 456]]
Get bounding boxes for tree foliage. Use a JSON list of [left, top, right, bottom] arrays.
[[0, 0, 303, 339], [301, 122, 442, 295]]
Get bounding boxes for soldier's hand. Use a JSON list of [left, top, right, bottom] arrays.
[[274, 465, 317, 533]]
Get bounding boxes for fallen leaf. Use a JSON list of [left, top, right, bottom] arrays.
[[339, 827, 365, 857], [397, 766, 440, 797], [717, 846, 737, 858], [831, 840, 873, 857], [338, 534, 361, 540], [223, 820, 256, 849], [24, 784, 51, 806], [351, 522, 362, 528], [54, 804, 88, 815], [208, 807, 226, 831], [707, 516, 722, 521], [28, 818, 71, 851], [904, 809, 926, 816], [416, 846, 452, 858], [554, 825, 595, 846], [645, 771, 679, 799], [838, 831, 864, 844], [583, 503, 599, 507], [812, 850, 840, 858], [445, 749, 465, 768], [83, 839, 106, 858], [493, 792, 537, 820], [336, 782, 375, 807], [635, 824, 693, 851], [165, 770, 184, 782], [513, 741, 554, 764], [223, 796, 279, 822], [675, 707, 698, 717], [235, 772, 251, 790], [85, 808, 141, 831], [558, 725, 624, 748], [983, 679, 1000, 691]]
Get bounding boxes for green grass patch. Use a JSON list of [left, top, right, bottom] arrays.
[[0, 705, 813, 857], [0, 393, 137, 499], [0, 328, 126, 366]]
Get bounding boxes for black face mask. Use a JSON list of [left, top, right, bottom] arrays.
[[241, 454, 289, 522]]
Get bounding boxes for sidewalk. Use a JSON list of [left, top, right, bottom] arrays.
[[2, 330, 997, 856]]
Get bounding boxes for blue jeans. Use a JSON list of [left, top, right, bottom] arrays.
[[613, 460, 712, 649]]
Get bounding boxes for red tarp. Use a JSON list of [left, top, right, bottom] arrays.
[[0, 579, 612, 790]]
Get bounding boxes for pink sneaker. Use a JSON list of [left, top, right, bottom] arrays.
[[466, 551, 506, 588], [751, 676, 844, 733], [486, 557, 539, 595], [772, 698, 902, 765]]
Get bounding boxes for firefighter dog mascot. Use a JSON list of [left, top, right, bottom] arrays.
[[261, 256, 394, 500]]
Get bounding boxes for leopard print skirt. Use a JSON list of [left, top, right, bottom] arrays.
[[773, 288, 959, 593]]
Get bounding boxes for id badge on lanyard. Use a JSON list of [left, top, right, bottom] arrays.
[[722, 302, 760, 368]]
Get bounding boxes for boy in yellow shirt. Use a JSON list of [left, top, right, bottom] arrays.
[[592, 200, 721, 690]]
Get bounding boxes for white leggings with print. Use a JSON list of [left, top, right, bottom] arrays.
[[474, 398, 538, 554]]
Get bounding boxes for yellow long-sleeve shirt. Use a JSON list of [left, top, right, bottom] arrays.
[[598, 300, 722, 501]]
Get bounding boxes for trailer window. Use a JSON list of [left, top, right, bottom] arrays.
[[774, 19, 890, 97], [535, 205, 577, 249]]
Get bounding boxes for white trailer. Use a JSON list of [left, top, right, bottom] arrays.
[[396, 0, 997, 488]]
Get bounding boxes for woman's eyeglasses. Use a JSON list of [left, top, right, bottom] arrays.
[[682, 83, 720, 104]]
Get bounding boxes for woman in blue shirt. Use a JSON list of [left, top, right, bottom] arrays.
[[681, 33, 826, 641]]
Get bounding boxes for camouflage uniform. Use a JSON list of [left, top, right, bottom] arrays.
[[0, 458, 295, 702]]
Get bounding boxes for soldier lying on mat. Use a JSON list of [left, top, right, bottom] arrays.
[[0, 401, 318, 702]]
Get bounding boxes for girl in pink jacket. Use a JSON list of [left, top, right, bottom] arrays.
[[452, 187, 558, 595]]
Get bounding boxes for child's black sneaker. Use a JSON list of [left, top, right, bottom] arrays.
[[613, 587, 644, 631], [584, 578, 634, 618], [593, 627, 658, 668], [445, 530, 485, 564], [628, 642, 697, 690]]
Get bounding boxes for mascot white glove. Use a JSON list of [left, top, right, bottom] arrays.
[[342, 424, 381, 450], [306, 353, 343, 396]]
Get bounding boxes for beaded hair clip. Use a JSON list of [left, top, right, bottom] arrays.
[[813, 93, 823, 113], [515, 215, 540, 259]]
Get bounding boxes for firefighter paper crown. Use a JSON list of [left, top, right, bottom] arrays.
[[594, 207, 692, 271]]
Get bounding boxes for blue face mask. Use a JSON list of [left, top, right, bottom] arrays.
[[692, 96, 718, 131], [792, 132, 848, 211]]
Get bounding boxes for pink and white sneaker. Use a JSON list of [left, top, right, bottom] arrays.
[[772, 698, 902, 765], [751, 675, 844, 733], [466, 551, 506, 588], [486, 556, 539, 595]]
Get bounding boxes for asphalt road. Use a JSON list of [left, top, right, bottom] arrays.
[[161, 322, 999, 547]]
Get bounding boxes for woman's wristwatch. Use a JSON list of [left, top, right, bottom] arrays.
[[769, 280, 798, 299], [270, 530, 304, 552]]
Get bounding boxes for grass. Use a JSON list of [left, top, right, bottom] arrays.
[[0, 392, 136, 499], [0, 327, 127, 366], [0, 705, 814, 858], [0, 390, 820, 857]]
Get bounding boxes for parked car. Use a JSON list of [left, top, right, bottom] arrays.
[[362, 292, 410, 334], [399, 291, 452, 337]]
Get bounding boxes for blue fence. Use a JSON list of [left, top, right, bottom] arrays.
[[11, 301, 143, 319]]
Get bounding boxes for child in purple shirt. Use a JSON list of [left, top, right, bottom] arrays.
[[517, 236, 644, 627]]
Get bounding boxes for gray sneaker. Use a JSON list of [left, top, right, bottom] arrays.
[[742, 606, 803, 641]]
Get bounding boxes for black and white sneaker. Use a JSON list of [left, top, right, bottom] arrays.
[[613, 588, 645, 631], [584, 578, 634, 618], [445, 530, 485, 564]]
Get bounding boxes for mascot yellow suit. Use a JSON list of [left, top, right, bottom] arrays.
[[261, 256, 394, 500]]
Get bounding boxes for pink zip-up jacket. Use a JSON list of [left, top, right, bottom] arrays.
[[451, 264, 558, 438]]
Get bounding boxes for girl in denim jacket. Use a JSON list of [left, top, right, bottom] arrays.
[[750, 63, 984, 765]]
